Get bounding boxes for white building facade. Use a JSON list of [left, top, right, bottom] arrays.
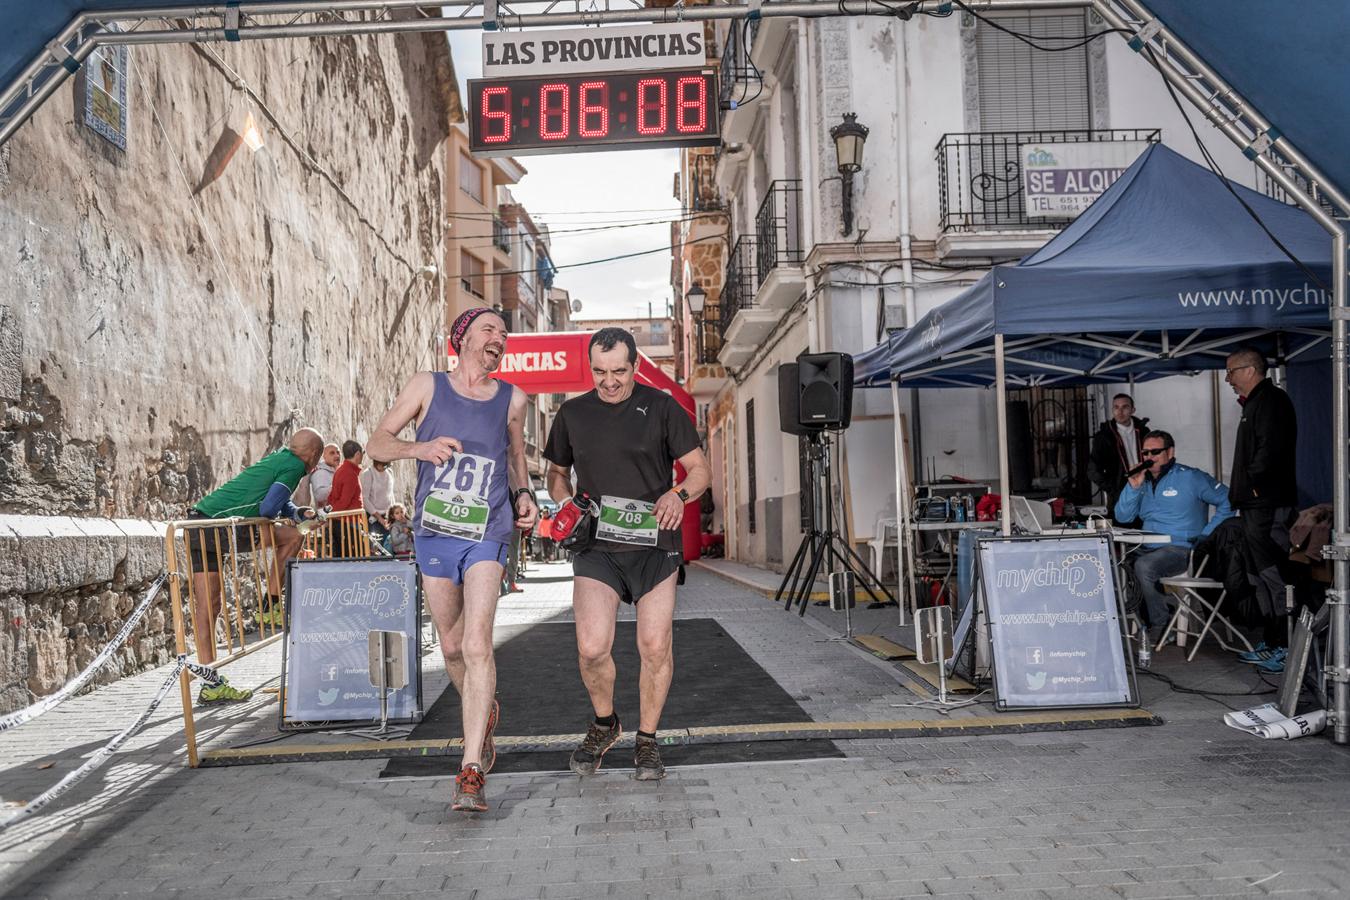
[[673, 7, 1264, 571]]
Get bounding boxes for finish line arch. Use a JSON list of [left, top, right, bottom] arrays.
[[448, 330, 704, 561]]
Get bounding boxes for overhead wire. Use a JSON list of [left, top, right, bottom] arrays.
[[946, 0, 1131, 51]]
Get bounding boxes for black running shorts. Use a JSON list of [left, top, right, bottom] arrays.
[[573, 547, 683, 605]]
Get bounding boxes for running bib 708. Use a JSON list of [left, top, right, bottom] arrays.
[[421, 453, 495, 542], [596, 495, 658, 546]]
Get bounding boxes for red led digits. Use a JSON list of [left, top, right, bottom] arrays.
[[481, 86, 511, 143], [578, 81, 609, 138], [675, 76, 707, 133], [636, 78, 667, 135], [540, 83, 569, 140]]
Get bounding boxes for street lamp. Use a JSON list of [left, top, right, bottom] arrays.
[[830, 112, 869, 237], [686, 284, 708, 365], [686, 284, 707, 315]]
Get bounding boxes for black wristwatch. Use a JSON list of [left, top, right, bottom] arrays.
[[512, 487, 533, 506], [674, 487, 690, 502]]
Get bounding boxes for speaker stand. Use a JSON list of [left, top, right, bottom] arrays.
[[775, 433, 896, 618]]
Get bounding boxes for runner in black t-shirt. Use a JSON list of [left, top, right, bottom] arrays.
[[544, 327, 709, 781]]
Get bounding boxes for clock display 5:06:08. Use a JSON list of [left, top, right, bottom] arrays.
[[468, 69, 720, 154]]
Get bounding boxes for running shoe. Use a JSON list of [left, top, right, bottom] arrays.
[[1254, 648, 1288, 674], [481, 699, 500, 775], [633, 735, 666, 782], [198, 676, 253, 704], [452, 764, 488, 813], [570, 717, 622, 776], [1239, 642, 1281, 663]]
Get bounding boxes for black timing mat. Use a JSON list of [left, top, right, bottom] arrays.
[[380, 618, 842, 776]]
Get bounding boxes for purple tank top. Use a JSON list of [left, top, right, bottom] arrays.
[[413, 373, 513, 544]]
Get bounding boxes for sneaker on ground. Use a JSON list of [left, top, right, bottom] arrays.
[[1254, 647, 1288, 673], [198, 677, 253, 704], [1238, 641, 1271, 662], [633, 736, 666, 782], [481, 699, 500, 775], [452, 764, 488, 813], [570, 717, 622, 776]]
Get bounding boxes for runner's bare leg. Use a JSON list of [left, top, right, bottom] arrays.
[[573, 576, 621, 718], [425, 561, 502, 769], [635, 571, 678, 734]]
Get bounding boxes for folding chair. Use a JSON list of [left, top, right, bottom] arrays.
[[1158, 552, 1255, 661]]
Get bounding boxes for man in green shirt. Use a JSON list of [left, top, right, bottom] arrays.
[[185, 428, 324, 700]]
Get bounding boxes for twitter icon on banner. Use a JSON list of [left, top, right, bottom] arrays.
[[317, 687, 339, 706], [1025, 671, 1047, 691]]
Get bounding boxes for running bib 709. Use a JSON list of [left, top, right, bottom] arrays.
[[596, 495, 658, 546], [421, 453, 495, 542]]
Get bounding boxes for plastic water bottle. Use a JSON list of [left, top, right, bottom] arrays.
[[1137, 634, 1152, 669]]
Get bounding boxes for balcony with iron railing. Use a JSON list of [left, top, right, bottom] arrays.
[[935, 128, 1161, 257], [492, 216, 511, 255], [688, 151, 723, 213], [753, 179, 806, 311], [718, 235, 759, 341]]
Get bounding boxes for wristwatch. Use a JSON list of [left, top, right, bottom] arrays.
[[512, 487, 533, 505], [673, 487, 690, 503]]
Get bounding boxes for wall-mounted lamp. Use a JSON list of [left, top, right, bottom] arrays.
[[686, 284, 707, 316], [830, 112, 869, 237]]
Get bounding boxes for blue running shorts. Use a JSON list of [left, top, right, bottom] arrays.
[[414, 534, 508, 585]]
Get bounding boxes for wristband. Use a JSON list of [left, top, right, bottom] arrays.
[[512, 487, 533, 505]]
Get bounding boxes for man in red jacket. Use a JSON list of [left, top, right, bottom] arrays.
[[327, 440, 365, 556]]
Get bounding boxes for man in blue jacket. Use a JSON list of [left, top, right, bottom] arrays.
[[1115, 430, 1233, 643]]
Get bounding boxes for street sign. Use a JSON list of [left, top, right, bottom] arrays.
[[483, 23, 706, 78], [468, 68, 720, 156]]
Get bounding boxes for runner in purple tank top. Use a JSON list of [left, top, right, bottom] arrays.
[[368, 307, 537, 813]]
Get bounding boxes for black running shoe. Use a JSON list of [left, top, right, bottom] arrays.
[[633, 735, 666, 781], [569, 717, 622, 776]]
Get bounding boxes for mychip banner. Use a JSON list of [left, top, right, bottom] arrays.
[[281, 559, 422, 727], [977, 534, 1134, 710]]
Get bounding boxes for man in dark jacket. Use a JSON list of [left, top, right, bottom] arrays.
[[1089, 393, 1148, 526], [1225, 347, 1297, 661]]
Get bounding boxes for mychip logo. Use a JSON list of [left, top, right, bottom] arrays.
[[993, 552, 1106, 599], [300, 573, 410, 619]]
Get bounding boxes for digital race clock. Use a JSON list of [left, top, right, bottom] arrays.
[[468, 69, 721, 156]]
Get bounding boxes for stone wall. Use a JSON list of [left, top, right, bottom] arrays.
[[0, 26, 458, 712]]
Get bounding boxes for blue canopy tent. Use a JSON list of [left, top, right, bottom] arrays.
[[860, 142, 1334, 625], [884, 144, 1332, 389]]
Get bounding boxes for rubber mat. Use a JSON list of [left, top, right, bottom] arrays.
[[380, 618, 842, 776]]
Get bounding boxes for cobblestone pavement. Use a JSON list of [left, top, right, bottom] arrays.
[[3, 560, 1350, 899]]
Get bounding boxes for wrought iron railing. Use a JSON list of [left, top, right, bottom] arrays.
[[718, 17, 760, 109], [688, 151, 723, 212], [719, 235, 759, 340], [936, 129, 1161, 233], [755, 180, 803, 280], [694, 310, 724, 364], [492, 216, 510, 253]]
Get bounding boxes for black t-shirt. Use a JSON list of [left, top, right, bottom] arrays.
[[544, 383, 701, 552]]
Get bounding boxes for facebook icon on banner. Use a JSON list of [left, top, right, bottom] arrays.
[[1026, 647, 1044, 666]]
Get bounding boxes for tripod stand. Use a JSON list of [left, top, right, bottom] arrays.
[[776, 431, 896, 618]]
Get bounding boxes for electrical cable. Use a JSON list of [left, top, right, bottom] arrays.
[[948, 1, 1130, 52], [1143, 45, 1329, 293], [1139, 668, 1275, 711], [488, 232, 724, 277]]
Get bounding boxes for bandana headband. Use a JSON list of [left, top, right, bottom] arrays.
[[450, 307, 497, 353]]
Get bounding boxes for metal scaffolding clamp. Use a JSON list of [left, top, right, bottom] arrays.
[[46, 39, 81, 74], [224, 1, 242, 42], [483, 0, 501, 31], [1322, 541, 1350, 561], [1126, 18, 1161, 53], [746, 0, 763, 21]]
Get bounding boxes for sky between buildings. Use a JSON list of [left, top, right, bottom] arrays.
[[446, 29, 684, 323]]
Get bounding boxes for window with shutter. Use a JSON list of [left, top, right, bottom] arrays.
[[976, 13, 1091, 132]]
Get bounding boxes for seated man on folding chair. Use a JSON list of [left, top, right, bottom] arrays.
[[1114, 430, 1233, 645]]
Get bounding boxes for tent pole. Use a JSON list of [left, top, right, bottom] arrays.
[[995, 334, 1011, 537], [1332, 233, 1349, 745], [1210, 370, 1223, 484], [890, 380, 911, 627]]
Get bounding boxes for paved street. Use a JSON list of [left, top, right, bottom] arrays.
[[3, 561, 1350, 900]]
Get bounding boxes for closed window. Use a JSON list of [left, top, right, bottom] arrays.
[[746, 399, 757, 535], [460, 251, 485, 298], [459, 152, 484, 202], [976, 13, 1090, 131]]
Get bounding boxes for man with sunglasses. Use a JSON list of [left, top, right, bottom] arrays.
[[1115, 430, 1233, 645]]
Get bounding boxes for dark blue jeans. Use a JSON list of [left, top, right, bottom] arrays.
[[1131, 544, 1191, 630]]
